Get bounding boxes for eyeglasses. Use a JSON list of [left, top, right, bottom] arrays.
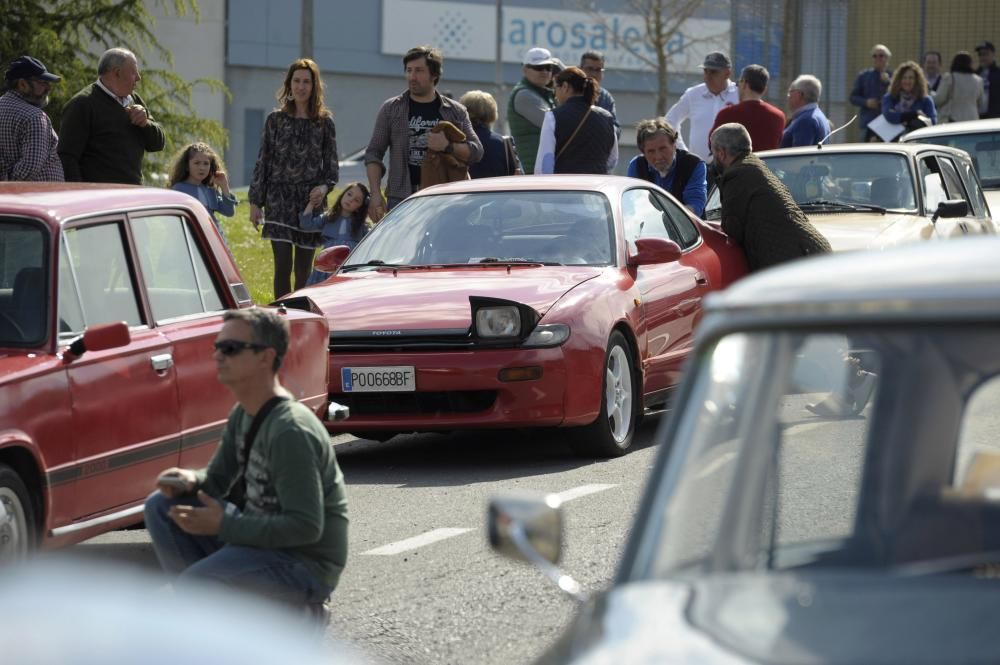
[[872, 53, 888, 59], [526, 64, 553, 72], [214, 339, 268, 356], [581, 66, 604, 74]]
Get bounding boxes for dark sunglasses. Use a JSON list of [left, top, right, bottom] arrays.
[[214, 339, 268, 356], [526, 64, 553, 72]]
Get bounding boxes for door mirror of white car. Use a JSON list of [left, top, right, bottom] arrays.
[[628, 237, 683, 267], [932, 199, 969, 223]]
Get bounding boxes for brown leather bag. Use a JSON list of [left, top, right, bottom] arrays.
[[420, 121, 470, 189]]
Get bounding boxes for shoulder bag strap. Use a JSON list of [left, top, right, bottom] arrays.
[[556, 107, 593, 160], [231, 395, 288, 504]]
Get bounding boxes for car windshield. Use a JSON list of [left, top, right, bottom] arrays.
[[762, 152, 918, 211], [647, 325, 1000, 578], [907, 131, 1000, 189], [343, 191, 616, 269], [0, 220, 47, 345]]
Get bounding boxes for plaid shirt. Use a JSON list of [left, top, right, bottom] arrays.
[[0, 90, 64, 181], [364, 91, 482, 200]]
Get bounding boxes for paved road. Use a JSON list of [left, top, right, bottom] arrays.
[[55, 413, 669, 665]]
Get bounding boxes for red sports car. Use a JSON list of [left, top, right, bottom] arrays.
[[294, 176, 747, 457]]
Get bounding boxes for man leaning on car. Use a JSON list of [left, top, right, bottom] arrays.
[[711, 122, 831, 272]]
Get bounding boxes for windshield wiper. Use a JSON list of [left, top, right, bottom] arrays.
[[340, 260, 408, 272], [477, 257, 562, 266], [799, 199, 887, 214]]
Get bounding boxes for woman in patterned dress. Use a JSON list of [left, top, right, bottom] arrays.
[[249, 58, 339, 299]]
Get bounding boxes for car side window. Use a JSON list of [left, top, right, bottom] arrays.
[[652, 191, 701, 249], [919, 157, 950, 213], [59, 222, 143, 334], [132, 214, 225, 323], [958, 158, 990, 218], [936, 156, 973, 210], [622, 189, 673, 244]]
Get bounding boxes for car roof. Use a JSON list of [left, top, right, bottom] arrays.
[[410, 174, 641, 197], [0, 182, 199, 227], [757, 142, 972, 160], [903, 118, 1000, 140], [701, 237, 1000, 333]]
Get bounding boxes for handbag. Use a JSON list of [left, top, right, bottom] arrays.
[[224, 395, 287, 508], [503, 136, 523, 176]]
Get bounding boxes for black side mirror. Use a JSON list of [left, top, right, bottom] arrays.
[[931, 199, 969, 223]]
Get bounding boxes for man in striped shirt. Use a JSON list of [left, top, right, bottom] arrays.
[[0, 55, 64, 182]]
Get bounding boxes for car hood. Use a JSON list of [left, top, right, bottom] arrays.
[[807, 212, 929, 251], [301, 266, 603, 331], [542, 572, 1000, 665]]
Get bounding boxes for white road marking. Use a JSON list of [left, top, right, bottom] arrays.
[[554, 483, 618, 503], [362, 528, 473, 556], [695, 451, 736, 479]]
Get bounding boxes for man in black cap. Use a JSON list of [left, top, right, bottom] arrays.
[[665, 51, 739, 162], [0, 56, 64, 181], [976, 41, 1000, 118]]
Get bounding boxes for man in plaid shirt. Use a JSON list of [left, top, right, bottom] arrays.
[[0, 56, 64, 181], [365, 46, 482, 221]]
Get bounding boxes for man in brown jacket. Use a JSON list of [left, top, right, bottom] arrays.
[[710, 122, 831, 272]]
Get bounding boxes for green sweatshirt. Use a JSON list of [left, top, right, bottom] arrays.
[[197, 398, 349, 589]]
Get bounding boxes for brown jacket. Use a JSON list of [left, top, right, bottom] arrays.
[[719, 153, 831, 272], [420, 121, 470, 189]]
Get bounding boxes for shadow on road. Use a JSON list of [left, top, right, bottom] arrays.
[[334, 408, 668, 488], [49, 528, 161, 572]]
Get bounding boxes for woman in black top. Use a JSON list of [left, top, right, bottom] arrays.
[[459, 90, 522, 178], [535, 67, 618, 175]]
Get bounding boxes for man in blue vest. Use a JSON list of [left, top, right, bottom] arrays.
[[626, 118, 707, 217]]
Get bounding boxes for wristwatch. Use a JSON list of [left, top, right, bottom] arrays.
[[444, 141, 455, 155]]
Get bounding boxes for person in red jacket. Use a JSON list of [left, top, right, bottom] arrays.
[[710, 64, 786, 153]]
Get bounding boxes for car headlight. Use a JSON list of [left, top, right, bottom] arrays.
[[476, 306, 521, 338], [523, 324, 570, 348]]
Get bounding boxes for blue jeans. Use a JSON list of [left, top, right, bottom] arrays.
[[144, 491, 333, 607]]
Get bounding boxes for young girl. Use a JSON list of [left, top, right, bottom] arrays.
[[169, 142, 238, 242], [300, 182, 371, 285]]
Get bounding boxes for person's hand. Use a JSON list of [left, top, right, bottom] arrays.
[[426, 131, 449, 152], [126, 104, 149, 127], [156, 467, 197, 498], [308, 185, 329, 208], [213, 170, 230, 194], [249, 203, 263, 230], [302, 200, 315, 215], [369, 190, 387, 222], [866, 98, 880, 110], [169, 491, 224, 535]]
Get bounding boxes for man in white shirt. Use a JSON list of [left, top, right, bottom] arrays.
[[665, 51, 739, 162]]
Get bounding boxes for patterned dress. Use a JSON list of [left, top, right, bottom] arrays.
[[248, 111, 339, 248]]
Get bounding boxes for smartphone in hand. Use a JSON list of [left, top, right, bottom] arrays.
[[157, 473, 191, 492]]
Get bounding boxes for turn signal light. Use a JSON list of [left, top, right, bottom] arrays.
[[498, 366, 543, 382]]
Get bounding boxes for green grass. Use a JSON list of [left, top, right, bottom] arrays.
[[220, 186, 344, 305]]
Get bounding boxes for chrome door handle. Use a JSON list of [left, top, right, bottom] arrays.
[[150, 353, 174, 371], [695, 272, 708, 285]]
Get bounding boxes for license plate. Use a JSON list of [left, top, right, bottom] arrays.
[[341, 366, 416, 392]]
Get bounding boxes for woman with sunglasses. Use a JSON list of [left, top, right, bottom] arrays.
[[507, 48, 558, 174], [534, 66, 618, 175]]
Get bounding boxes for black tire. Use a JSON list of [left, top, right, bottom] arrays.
[[571, 331, 640, 458], [0, 463, 36, 563]]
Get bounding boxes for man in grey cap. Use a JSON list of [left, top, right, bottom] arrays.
[[0, 55, 64, 181], [507, 47, 558, 174], [665, 51, 738, 162]]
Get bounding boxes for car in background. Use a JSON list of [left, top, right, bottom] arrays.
[[338, 146, 368, 188], [490, 236, 1000, 663], [0, 183, 330, 560], [902, 118, 1000, 211], [288, 175, 748, 457], [705, 143, 995, 250]]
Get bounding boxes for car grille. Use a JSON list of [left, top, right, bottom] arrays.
[[331, 390, 497, 416]]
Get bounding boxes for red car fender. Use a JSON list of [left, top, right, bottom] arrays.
[[0, 431, 49, 525], [538, 272, 644, 426]]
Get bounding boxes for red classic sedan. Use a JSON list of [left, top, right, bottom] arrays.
[[0, 183, 330, 559], [294, 176, 747, 457]]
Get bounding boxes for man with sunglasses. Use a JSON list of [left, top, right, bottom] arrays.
[[145, 308, 348, 622], [508, 47, 558, 174], [850, 44, 893, 141], [0, 55, 64, 181]]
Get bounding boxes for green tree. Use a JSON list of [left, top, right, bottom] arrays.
[[2, 0, 229, 182]]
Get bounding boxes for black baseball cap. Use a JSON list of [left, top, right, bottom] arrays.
[[975, 41, 995, 53], [5, 55, 61, 83]]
